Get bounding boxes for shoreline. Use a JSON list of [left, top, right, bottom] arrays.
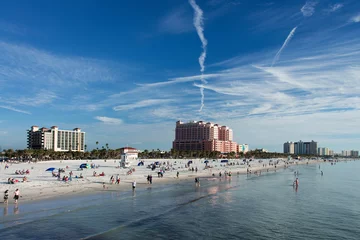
[[0, 158, 348, 204]]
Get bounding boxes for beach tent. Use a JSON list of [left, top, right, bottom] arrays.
[[46, 167, 56, 171], [79, 163, 90, 169], [137, 162, 144, 166], [220, 160, 229, 163], [188, 160, 193, 165]]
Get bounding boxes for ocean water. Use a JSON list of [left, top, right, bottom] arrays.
[[1, 160, 360, 240]]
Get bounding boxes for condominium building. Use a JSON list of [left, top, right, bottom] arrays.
[[351, 150, 359, 157], [283, 142, 295, 154], [284, 140, 317, 155], [27, 126, 85, 152], [172, 121, 238, 153], [318, 147, 332, 156], [342, 150, 359, 157]]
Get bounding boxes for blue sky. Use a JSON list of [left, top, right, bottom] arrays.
[[0, 0, 360, 152]]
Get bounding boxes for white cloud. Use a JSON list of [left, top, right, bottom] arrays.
[[95, 116, 123, 125], [325, 3, 343, 13], [272, 26, 297, 66], [0, 41, 119, 87], [0, 105, 31, 114], [189, 0, 208, 111], [113, 99, 172, 111], [350, 14, 360, 23], [1, 90, 57, 107], [138, 73, 221, 88], [301, 1, 318, 17]]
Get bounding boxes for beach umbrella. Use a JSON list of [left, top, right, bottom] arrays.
[[79, 163, 88, 169], [46, 167, 56, 171], [204, 160, 209, 163]]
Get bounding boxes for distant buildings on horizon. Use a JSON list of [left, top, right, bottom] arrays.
[[27, 126, 85, 152], [341, 150, 359, 157], [284, 140, 359, 157], [172, 120, 248, 153], [283, 140, 317, 155]]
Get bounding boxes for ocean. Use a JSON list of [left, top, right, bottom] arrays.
[[1, 160, 360, 240]]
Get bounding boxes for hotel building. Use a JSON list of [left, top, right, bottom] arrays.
[[27, 126, 85, 152], [284, 140, 317, 155], [172, 120, 238, 153]]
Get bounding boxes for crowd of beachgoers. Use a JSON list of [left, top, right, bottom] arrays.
[[0, 157, 347, 204]]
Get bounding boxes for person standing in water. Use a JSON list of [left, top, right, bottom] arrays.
[[132, 181, 136, 191], [195, 177, 200, 186], [321, 171, 323, 176], [294, 178, 299, 187], [4, 190, 9, 204], [14, 189, 20, 204]]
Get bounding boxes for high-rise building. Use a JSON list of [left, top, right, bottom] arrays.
[[172, 120, 238, 153], [284, 140, 317, 155], [27, 126, 85, 152], [283, 142, 295, 154], [342, 150, 351, 157], [351, 150, 359, 157], [317, 147, 332, 156]]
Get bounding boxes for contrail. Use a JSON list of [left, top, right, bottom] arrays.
[[272, 26, 297, 66], [189, 0, 207, 111]]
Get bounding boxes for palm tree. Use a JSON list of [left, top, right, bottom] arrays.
[[105, 143, 109, 150], [96, 141, 99, 150]]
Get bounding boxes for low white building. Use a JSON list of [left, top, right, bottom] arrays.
[[119, 147, 139, 168]]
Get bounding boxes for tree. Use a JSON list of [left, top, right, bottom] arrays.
[[96, 141, 99, 150]]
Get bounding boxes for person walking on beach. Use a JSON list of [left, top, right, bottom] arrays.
[[149, 175, 152, 184], [177, 171, 179, 178], [110, 175, 114, 184], [132, 181, 136, 191], [14, 189, 20, 204], [4, 190, 9, 204]]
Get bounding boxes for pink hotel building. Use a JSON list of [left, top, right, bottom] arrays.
[[172, 120, 238, 153]]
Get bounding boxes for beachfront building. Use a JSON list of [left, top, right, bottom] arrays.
[[284, 140, 317, 155], [318, 147, 331, 156], [119, 147, 139, 168], [172, 120, 238, 153], [351, 151, 359, 157], [342, 150, 359, 157], [238, 144, 249, 153], [27, 126, 85, 152], [283, 142, 295, 154], [341, 150, 351, 157]]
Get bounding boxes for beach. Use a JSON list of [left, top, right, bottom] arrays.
[[0, 158, 329, 203]]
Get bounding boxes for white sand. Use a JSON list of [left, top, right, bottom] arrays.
[[0, 158, 323, 202]]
